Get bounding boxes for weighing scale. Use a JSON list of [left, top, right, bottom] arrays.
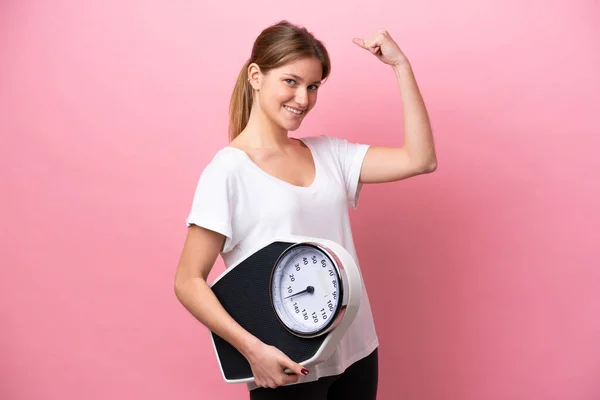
[[209, 235, 363, 383]]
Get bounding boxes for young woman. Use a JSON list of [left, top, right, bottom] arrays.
[[175, 20, 437, 400]]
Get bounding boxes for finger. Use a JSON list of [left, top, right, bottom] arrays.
[[354, 37, 377, 50], [283, 360, 309, 377], [353, 37, 379, 56], [360, 37, 383, 55], [282, 372, 301, 385], [280, 368, 301, 385], [352, 37, 367, 49], [369, 34, 384, 49]]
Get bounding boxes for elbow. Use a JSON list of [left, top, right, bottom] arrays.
[[174, 275, 193, 300], [418, 157, 437, 174], [174, 279, 185, 300], [424, 159, 437, 173], [174, 272, 207, 300], [408, 148, 437, 174]]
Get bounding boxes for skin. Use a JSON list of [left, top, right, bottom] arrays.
[[228, 56, 324, 187], [174, 29, 437, 389]]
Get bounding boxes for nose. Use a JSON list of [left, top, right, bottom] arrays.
[[295, 87, 309, 108]]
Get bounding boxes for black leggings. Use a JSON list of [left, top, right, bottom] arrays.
[[249, 348, 378, 400]]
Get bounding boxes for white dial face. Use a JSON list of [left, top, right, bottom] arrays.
[[271, 244, 342, 337]]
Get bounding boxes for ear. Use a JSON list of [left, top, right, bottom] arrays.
[[247, 63, 262, 90]]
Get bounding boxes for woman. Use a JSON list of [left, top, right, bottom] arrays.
[[175, 20, 436, 400]]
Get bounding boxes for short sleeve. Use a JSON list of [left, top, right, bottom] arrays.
[[185, 158, 235, 253], [328, 136, 370, 209]]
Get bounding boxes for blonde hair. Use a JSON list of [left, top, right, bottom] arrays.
[[228, 21, 331, 141]]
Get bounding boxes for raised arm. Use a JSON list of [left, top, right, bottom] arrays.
[[352, 29, 437, 184]]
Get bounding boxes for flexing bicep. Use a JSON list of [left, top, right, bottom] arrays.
[[359, 146, 437, 184]]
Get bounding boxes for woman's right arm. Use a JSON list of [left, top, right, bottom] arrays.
[[173, 225, 309, 388]]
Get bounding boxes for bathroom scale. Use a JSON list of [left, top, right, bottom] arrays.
[[209, 235, 363, 383]]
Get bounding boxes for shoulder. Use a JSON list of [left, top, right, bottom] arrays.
[[300, 135, 367, 155], [301, 134, 362, 147], [299, 134, 338, 150], [197, 147, 246, 181]]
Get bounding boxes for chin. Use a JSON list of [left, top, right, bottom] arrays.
[[281, 115, 307, 132], [286, 123, 303, 132], [274, 116, 304, 132]]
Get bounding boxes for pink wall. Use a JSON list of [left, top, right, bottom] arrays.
[[2, 1, 599, 399]]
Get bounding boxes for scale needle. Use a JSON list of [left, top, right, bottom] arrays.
[[284, 286, 315, 299]]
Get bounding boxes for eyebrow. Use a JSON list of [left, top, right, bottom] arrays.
[[284, 73, 322, 85]]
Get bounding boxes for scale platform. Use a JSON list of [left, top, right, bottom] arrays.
[[209, 236, 362, 383]]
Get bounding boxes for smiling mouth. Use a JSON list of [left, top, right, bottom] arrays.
[[283, 105, 306, 116]]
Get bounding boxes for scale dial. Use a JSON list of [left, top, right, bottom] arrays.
[[270, 243, 346, 338]]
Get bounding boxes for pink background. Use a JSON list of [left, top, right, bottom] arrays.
[[2, 1, 599, 399]]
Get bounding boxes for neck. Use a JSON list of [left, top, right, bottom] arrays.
[[239, 106, 289, 149]]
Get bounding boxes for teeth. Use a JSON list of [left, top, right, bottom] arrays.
[[284, 105, 304, 115]]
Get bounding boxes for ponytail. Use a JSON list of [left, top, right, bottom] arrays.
[[228, 60, 253, 142]]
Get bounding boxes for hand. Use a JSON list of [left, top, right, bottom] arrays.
[[352, 29, 409, 67], [245, 342, 309, 389]]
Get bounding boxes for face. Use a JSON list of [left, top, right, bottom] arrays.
[[249, 57, 323, 132]]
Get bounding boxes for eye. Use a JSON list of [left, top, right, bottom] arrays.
[[284, 79, 297, 85], [308, 84, 320, 91]]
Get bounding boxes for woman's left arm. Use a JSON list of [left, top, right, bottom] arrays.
[[353, 29, 437, 184]]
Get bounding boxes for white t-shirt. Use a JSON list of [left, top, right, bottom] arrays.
[[185, 134, 379, 389]]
